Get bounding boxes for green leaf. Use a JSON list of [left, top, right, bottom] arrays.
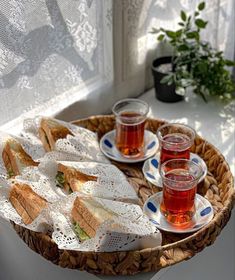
[[198, 2, 205, 11], [186, 31, 199, 39], [197, 62, 208, 73], [152, 27, 160, 33], [151, 27, 160, 34], [194, 11, 200, 17], [196, 89, 207, 102], [169, 39, 176, 45], [167, 79, 174, 86], [178, 22, 185, 27], [215, 51, 223, 57], [160, 27, 165, 32], [165, 30, 176, 38], [175, 87, 186, 96], [180, 79, 192, 87], [55, 172, 65, 188], [157, 34, 165, 41], [224, 60, 235, 67], [176, 29, 182, 37], [160, 74, 174, 84], [177, 44, 189, 51], [195, 19, 208, 28], [181, 10, 187, 21]]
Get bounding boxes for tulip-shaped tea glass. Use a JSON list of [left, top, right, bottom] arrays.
[[157, 123, 195, 164], [112, 99, 149, 158], [160, 159, 203, 226]]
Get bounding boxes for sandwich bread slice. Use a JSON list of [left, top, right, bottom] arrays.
[[71, 197, 115, 241], [56, 163, 97, 193], [9, 183, 47, 225], [39, 118, 73, 152], [2, 138, 38, 177]]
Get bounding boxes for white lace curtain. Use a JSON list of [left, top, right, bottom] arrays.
[[0, 0, 234, 131], [0, 0, 113, 130]]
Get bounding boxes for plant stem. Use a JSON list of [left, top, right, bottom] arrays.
[[196, 89, 207, 103]]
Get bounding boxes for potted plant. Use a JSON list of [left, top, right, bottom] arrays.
[[152, 56, 184, 102], [152, 2, 235, 102]]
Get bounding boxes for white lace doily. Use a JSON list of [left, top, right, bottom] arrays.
[[23, 116, 110, 164], [51, 194, 162, 252], [0, 117, 162, 251], [0, 117, 110, 180], [0, 131, 45, 178], [42, 160, 140, 203], [0, 180, 51, 233]]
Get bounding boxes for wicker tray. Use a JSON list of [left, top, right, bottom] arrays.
[[12, 115, 235, 276]]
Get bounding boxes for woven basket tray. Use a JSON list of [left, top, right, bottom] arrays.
[[12, 115, 235, 276]]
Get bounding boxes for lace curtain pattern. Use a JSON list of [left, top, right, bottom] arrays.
[[0, 0, 234, 128], [0, 0, 112, 126]]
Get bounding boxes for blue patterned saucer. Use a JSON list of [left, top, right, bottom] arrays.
[[100, 130, 158, 163], [142, 152, 208, 188], [143, 192, 214, 233]]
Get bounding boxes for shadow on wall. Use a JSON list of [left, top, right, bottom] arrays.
[[0, 0, 92, 90]]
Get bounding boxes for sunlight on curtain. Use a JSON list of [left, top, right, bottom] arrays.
[[0, 0, 234, 131], [120, 0, 235, 89], [0, 0, 113, 128]]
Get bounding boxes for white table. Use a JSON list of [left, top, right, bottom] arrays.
[[0, 89, 234, 280]]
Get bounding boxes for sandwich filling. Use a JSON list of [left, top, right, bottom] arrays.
[[72, 197, 116, 242], [56, 163, 97, 194], [55, 171, 73, 193], [2, 138, 38, 177], [73, 222, 90, 241], [2, 150, 15, 177]]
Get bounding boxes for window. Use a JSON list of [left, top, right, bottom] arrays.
[[0, 0, 234, 132], [0, 0, 113, 130]]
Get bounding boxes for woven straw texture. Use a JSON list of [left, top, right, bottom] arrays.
[[12, 115, 235, 275]]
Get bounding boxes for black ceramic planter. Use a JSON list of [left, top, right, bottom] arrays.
[[152, 56, 184, 103]]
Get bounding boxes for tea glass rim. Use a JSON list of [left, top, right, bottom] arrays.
[[160, 158, 204, 186], [112, 98, 149, 120], [156, 123, 196, 145]]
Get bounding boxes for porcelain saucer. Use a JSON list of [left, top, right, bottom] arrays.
[[100, 129, 158, 163], [143, 192, 214, 233], [142, 152, 208, 188]]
